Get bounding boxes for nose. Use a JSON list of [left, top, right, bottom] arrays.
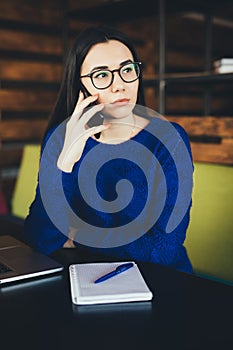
[[111, 71, 125, 92]]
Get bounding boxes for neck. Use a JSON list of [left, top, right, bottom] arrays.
[[100, 113, 137, 144]]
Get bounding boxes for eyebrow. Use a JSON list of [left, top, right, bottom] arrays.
[[90, 59, 133, 73]]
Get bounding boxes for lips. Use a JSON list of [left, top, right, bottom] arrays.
[[111, 98, 130, 105]]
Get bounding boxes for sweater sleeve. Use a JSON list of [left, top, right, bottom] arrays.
[[144, 122, 194, 272], [24, 124, 75, 255]]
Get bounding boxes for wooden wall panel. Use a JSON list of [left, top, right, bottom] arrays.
[[165, 51, 204, 72], [0, 90, 57, 112], [144, 87, 158, 111], [167, 116, 233, 138], [167, 116, 233, 165], [145, 92, 233, 116], [0, 30, 62, 55], [0, 0, 63, 209], [191, 139, 233, 165], [0, 120, 47, 141], [0, 60, 62, 82], [0, 0, 62, 26]]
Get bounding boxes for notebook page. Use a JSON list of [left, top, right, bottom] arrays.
[[69, 261, 153, 305]]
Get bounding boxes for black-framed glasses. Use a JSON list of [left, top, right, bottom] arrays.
[[80, 61, 141, 90]]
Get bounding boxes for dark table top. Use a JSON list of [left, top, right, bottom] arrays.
[[0, 246, 233, 350]]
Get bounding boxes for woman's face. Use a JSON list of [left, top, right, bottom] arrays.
[[80, 40, 139, 119]]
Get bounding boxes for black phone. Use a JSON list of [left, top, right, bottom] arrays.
[[81, 85, 104, 128]]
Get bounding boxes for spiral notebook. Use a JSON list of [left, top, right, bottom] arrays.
[[69, 261, 153, 305]]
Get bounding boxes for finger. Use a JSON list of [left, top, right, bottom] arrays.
[[89, 123, 111, 135], [77, 91, 84, 104], [83, 93, 98, 105], [79, 103, 105, 126], [70, 94, 99, 121], [78, 94, 99, 112], [71, 91, 85, 119], [80, 123, 110, 141]]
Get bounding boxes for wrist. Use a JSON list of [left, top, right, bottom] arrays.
[[57, 153, 74, 173]]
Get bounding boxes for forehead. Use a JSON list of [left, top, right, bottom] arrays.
[[82, 40, 134, 70]]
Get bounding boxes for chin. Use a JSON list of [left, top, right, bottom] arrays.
[[103, 103, 134, 119]]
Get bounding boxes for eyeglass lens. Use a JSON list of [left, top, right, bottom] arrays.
[[92, 62, 140, 89]]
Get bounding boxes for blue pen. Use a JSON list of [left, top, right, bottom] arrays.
[[94, 262, 134, 284]]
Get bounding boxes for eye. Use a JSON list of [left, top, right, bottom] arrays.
[[122, 64, 134, 74], [93, 70, 110, 79]]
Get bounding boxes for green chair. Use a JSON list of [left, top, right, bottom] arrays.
[[11, 144, 41, 219], [185, 162, 233, 285]]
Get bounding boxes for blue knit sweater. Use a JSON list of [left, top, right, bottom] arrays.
[[25, 117, 194, 273]]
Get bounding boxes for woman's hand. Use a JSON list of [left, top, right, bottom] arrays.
[[57, 92, 109, 173]]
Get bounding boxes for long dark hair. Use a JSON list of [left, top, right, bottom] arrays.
[[44, 25, 146, 137]]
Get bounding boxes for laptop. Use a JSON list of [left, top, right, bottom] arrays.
[[0, 235, 63, 285]]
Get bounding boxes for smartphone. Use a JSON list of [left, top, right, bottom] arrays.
[[81, 85, 104, 128]]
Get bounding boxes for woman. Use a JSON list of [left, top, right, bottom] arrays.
[[25, 25, 194, 273]]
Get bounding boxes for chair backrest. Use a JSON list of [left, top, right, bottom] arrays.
[[11, 144, 41, 219], [185, 162, 233, 285]]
